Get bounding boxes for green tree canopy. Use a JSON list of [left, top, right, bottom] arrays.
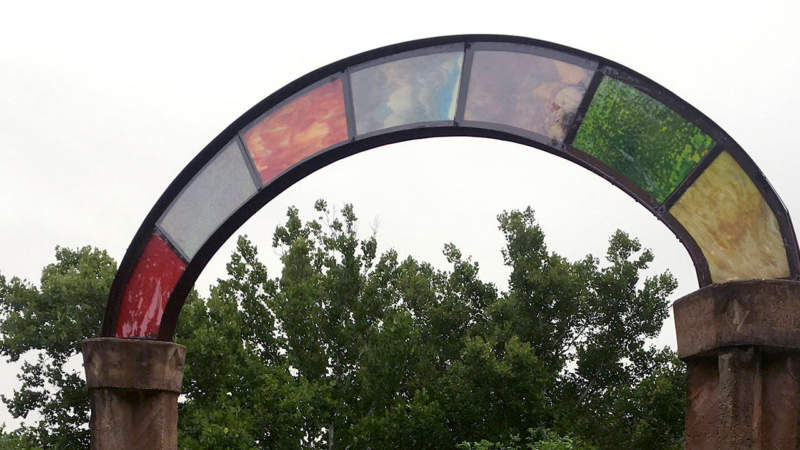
[[0, 201, 684, 449]]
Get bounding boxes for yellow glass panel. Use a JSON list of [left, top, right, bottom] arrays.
[[670, 151, 789, 283]]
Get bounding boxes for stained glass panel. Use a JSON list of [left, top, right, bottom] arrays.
[[573, 76, 714, 202], [244, 78, 348, 184], [116, 234, 185, 337], [464, 50, 592, 143], [351, 50, 463, 135], [158, 139, 258, 260], [670, 151, 789, 282]]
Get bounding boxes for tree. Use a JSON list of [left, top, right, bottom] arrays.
[[0, 201, 685, 449], [0, 424, 41, 449], [490, 209, 682, 448], [457, 427, 591, 450], [175, 240, 315, 448], [0, 246, 115, 448]]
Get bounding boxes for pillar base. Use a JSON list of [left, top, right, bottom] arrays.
[[82, 337, 186, 450], [674, 280, 800, 449], [684, 348, 800, 449]]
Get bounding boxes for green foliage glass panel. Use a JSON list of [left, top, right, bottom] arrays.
[[573, 76, 714, 202]]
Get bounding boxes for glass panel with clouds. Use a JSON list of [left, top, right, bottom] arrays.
[[351, 51, 463, 135]]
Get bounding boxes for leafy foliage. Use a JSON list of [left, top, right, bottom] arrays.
[[0, 202, 685, 449], [0, 246, 115, 448], [457, 428, 592, 450], [0, 424, 41, 449]]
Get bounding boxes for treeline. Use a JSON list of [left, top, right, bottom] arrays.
[[0, 201, 684, 449]]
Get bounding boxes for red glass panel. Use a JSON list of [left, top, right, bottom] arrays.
[[115, 234, 185, 337], [243, 78, 348, 184]]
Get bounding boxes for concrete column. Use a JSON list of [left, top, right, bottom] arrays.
[[82, 337, 186, 450], [674, 280, 800, 449]]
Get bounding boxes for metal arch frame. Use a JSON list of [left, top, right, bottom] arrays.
[[101, 34, 800, 340]]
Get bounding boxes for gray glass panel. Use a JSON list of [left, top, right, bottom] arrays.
[[158, 139, 258, 259], [351, 51, 463, 135]]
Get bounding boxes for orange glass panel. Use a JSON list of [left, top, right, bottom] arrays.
[[670, 152, 789, 283], [243, 78, 348, 184]]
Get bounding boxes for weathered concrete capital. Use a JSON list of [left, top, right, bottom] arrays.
[[673, 279, 800, 359], [82, 337, 186, 392], [82, 337, 186, 450]]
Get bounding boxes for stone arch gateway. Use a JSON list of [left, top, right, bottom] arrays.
[[84, 35, 800, 449]]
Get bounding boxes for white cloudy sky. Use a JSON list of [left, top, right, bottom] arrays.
[[1, 0, 798, 429]]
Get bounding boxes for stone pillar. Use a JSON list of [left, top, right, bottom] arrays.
[[673, 280, 800, 449], [82, 338, 186, 450]]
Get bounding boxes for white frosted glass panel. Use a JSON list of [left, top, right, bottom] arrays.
[[158, 139, 258, 259]]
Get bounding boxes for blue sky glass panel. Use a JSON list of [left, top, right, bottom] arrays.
[[351, 51, 464, 135]]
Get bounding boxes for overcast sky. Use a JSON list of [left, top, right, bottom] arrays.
[[1, 0, 798, 429]]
